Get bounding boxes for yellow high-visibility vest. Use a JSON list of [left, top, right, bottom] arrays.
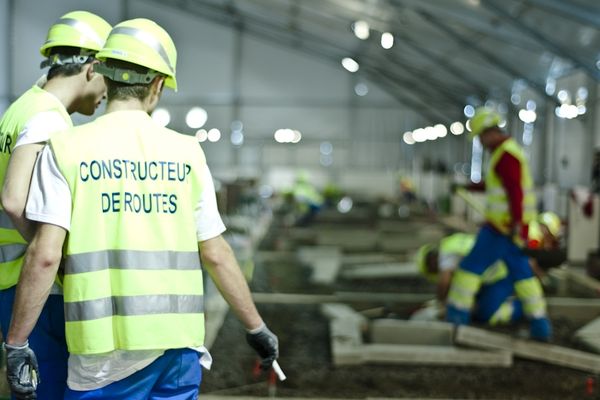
[[0, 85, 71, 289], [50, 110, 206, 354], [485, 138, 536, 234]]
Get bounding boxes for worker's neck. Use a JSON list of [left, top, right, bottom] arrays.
[[488, 136, 509, 151], [42, 76, 83, 115], [105, 98, 149, 114]]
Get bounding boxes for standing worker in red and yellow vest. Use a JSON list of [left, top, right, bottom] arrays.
[[446, 107, 552, 341], [5, 18, 278, 399], [0, 11, 111, 399]]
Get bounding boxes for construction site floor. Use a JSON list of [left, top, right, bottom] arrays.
[[201, 208, 599, 400]]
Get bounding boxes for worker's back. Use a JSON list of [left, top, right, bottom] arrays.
[[50, 110, 207, 354]]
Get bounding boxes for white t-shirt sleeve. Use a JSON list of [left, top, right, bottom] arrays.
[[15, 111, 70, 148], [195, 165, 226, 241], [438, 252, 460, 272], [25, 145, 72, 231]]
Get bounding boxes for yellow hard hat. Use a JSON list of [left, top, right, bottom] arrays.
[[538, 211, 561, 238], [416, 244, 437, 282], [95, 18, 178, 90], [469, 107, 501, 139], [40, 11, 111, 57]]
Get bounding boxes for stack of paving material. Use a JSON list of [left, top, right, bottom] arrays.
[[322, 304, 600, 374]]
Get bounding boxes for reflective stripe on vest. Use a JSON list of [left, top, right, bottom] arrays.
[[50, 110, 207, 354], [484, 138, 536, 234], [0, 86, 71, 290], [65, 294, 204, 321], [0, 243, 27, 263], [65, 249, 201, 274]]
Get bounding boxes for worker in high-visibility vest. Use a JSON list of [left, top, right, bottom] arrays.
[[416, 233, 521, 325], [0, 11, 111, 398], [5, 18, 278, 399], [445, 107, 552, 341], [288, 171, 324, 226], [417, 212, 562, 325]]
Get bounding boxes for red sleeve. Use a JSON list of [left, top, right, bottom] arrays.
[[494, 152, 523, 227]]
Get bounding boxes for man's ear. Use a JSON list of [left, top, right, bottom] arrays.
[[86, 60, 100, 81], [154, 76, 165, 93]]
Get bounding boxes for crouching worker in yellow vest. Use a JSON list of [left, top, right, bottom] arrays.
[[5, 19, 278, 399], [416, 233, 523, 325]]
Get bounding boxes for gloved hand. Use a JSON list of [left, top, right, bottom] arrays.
[[245, 323, 279, 370], [530, 317, 552, 342], [4, 341, 39, 400], [446, 304, 471, 325]]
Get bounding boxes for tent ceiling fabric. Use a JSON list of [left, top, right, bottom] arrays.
[[151, 0, 600, 123]]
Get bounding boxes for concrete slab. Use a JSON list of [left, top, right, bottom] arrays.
[[321, 303, 367, 326], [456, 325, 600, 373], [316, 229, 379, 252], [547, 297, 600, 323], [341, 262, 419, 279], [252, 292, 434, 305], [342, 253, 402, 265], [565, 268, 600, 297], [362, 344, 512, 367], [297, 246, 342, 284], [574, 317, 600, 353], [370, 319, 453, 346]]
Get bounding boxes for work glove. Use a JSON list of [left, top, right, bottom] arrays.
[[4, 341, 39, 400], [530, 317, 552, 342], [445, 304, 471, 325], [245, 323, 279, 370]]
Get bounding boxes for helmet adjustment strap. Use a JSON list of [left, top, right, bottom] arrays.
[[40, 50, 96, 69], [93, 63, 161, 85]]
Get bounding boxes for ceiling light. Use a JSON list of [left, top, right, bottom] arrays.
[[196, 129, 208, 142], [434, 124, 447, 138], [342, 57, 359, 73], [320, 141, 333, 155], [207, 128, 221, 142], [403, 131, 415, 145], [230, 131, 244, 146], [354, 83, 368, 96], [518, 109, 537, 124], [185, 107, 207, 129], [463, 105, 475, 118], [557, 90, 569, 103], [450, 122, 464, 135], [352, 20, 370, 40], [381, 32, 394, 49]]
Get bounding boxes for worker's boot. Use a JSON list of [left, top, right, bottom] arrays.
[[514, 277, 552, 341], [446, 268, 482, 325], [530, 317, 552, 342]]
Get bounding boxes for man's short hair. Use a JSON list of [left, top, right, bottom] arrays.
[[46, 46, 92, 80], [104, 59, 153, 102]]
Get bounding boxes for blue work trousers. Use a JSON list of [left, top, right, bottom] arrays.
[[460, 224, 532, 322], [64, 348, 202, 400]]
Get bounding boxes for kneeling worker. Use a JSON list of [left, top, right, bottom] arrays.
[[416, 232, 523, 326]]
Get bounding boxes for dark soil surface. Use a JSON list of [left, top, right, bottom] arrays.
[[201, 216, 600, 399]]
